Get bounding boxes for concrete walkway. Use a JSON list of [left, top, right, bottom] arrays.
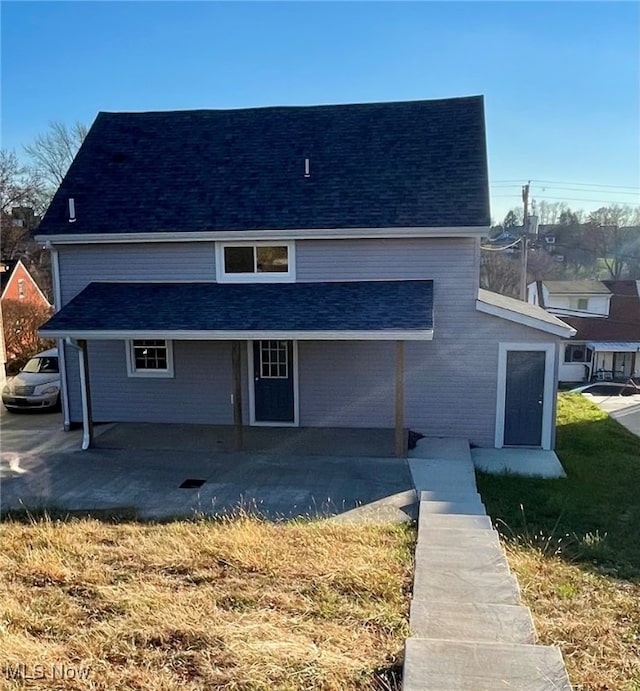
[[589, 393, 640, 438], [404, 438, 572, 690]]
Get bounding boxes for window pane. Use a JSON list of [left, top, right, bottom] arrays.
[[225, 246, 254, 273], [256, 246, 288, 272], [132, 340, 168, 370]]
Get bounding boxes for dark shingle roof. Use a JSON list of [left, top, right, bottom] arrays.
[[563, 281, 640, 341], [40, 280, 433, 334], [37, 97, 489, 235]]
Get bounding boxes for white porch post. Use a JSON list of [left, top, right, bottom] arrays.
[[77, 339, 94, 450], [395, 340, 405, 458]]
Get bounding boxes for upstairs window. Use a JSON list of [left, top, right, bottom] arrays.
[[126, 339, 174, 378], [216, 242, 295, 282], [17, 278, 25, 299]]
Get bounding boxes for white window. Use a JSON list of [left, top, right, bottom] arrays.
[[126, 339, 174, 378], [216, 241, 295, 282], [17, 278, 25, 299]]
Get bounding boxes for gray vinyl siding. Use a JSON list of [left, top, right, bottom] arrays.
[[59, 236, 560, 446], [293, 237, 553, 446], [80, 340, 239, 424], [57, 242, 216, 306]]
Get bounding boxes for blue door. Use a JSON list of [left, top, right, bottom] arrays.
[[253, 340, 295, 423], [504, 351, 545, 446]]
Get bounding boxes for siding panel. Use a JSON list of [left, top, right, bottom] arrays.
[[58, 243, 216, 305], [81, 340, 235, 424]]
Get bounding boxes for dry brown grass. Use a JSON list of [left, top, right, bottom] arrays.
[[0, 514, 414, 690], [506, 544, 640, 691]]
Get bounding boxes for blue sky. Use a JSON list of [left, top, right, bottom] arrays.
[[2, 1, 638, 222]]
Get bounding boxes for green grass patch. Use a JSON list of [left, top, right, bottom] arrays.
[[478, 394, 640, 689], [477, 394, 640, 576]]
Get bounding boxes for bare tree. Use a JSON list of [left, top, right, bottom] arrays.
[[0, 151, 47, 260], [24, 121, 88, 191], [2, 299, 54, 371], [480, 251, 521, 298]]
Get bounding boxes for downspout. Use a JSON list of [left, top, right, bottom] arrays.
[[65, 338, 94, 450], [47, 242, 71, 431]]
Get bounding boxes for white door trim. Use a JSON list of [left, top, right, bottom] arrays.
[[248, 340, 299, 427], [495, 342, 556, 450]]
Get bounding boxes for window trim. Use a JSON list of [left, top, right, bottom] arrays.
[[125, 339, 174, 378], [564, 343, 591, 364], [215, 241, 295, 283]]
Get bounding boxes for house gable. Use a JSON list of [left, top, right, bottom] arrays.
[[0, 259, 51, 307]]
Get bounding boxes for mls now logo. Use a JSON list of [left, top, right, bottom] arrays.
[[4, 663, 91, 680]]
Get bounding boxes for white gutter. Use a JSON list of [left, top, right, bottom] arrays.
[[41, 329, 434, 341], [35, 225, 489, 245], [48, 243, 71, 431]]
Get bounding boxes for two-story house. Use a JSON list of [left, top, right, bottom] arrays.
[[528, 279, 640, 382], [36, 96, 574, 453]]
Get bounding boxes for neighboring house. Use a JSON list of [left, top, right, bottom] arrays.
[[1, 259, 53, 368], [529, 279, 640, 383], [0, 259, 51, 306], [36, 96, 574, 452]]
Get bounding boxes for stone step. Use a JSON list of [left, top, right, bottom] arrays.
[[416, 527, 501, 549], [418, 500, 486, 516], [419, 490, 484, 503], [408, 461, 477, 493], [409, 601, 536, 644], [403, 639, 572, 691], [411, 437, 473, 462], [412, 569, 521, 605], [418, 513, 493, 531], [414, 545, 510, 572]]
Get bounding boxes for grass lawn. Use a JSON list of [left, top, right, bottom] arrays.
[[0, 515, 414, 690], [477, 394, 640, 691]]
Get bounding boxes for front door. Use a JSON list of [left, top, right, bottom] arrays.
[[252, 340, 295, 423], [504, 350, 545, 446]]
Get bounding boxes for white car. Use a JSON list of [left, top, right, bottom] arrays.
[[2, 348, 61, 412]]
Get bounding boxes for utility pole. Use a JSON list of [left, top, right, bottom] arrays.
[[520, 181, 530, 301]]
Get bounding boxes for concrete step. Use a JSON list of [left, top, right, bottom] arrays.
[[412, 570, 521, 605], [411, 437, 473, 462], [408, 460, 478, 493], [409, 601, 536, 644], [418, 500, 486, 516], [419, 490, 483, 503], [403, 639, 572, 691], [418, 513, 493, 531], [414, 545, 510, 572], [416, 527, 501, 549]]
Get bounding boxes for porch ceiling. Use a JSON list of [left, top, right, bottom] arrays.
[[40, 280, 434, 340]]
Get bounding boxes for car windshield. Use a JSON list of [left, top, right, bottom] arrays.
[[22, 356, 59, 374]]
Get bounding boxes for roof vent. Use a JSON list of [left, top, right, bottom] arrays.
[[68, 198, 76, 223], [304, 158, 311, 178]]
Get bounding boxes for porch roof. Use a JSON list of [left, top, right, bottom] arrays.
[[586, 341, 640, 353], [41, 280, 434, 340]]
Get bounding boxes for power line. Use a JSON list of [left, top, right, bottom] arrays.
[[531, 179, 640, 191]]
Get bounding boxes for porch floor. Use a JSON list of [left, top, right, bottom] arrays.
[[94, 423, 405, 458]]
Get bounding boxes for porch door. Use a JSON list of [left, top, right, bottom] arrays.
[[504, 351, 545, 446], [253, 340, 295, 423]]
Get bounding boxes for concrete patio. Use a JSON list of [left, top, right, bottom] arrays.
[[1, 422, 416, 521]]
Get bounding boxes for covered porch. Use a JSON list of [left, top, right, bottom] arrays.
[[40, 280, 434, 455], [587, 341, 640, 381]]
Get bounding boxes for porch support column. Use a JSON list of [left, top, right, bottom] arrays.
[[77, 339, 94, 450], [395, 340, 405, 458], [231, 341, 244, 451]]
